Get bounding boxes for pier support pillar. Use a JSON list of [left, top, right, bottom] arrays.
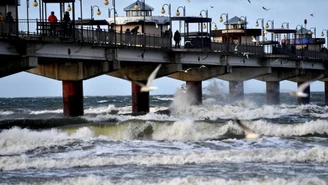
[[298, 82, 310, 104], [62, 80, 84, 117], [132, 82, 149, 113], [186, 81, 202, 105], [229, 81, 244, 102], [266, 81, 280, 105], [325, 82, 328, 105]]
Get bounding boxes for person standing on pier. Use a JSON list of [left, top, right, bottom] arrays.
[[48, 11, 58, 36], [62, 11, 71, 36], [174, 30, 181, 48], [5, 12, 14, 35]]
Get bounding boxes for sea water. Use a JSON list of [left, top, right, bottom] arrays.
[[0, 91, 328, 185]]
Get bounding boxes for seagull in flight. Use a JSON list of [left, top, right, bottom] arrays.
[[234, 119, 262, 140], [186, 0, 190, 2], [310, 13, 314, 17], [210, 6, 214, 8], [180, 68, 192, 73], [289, 74, 324, 97], [247, 0, 251, 3], [234, 44, 239, 52], [124, 64, 162, 92], [252, 36, 257, 43], [262, 7, 270, 11], [243, 52, 249, 59], [199, 65, 207, 69]]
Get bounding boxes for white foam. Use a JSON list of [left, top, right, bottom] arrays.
[[153, 96, 173, 101], [0, 127, 95, 155], [8, 176, 327, 185], [245, 119, 328, 137], [0, 110, 14, 115], [29, 109, 63, 115], [84, 104, 117, 114], [97, 100, 109, 103], [1, 147, 328, 171]]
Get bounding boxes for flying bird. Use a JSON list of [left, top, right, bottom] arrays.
[[289, 74, 324, 97], [186, 0, 190, 2], [310, 13, 314, 17], [234, 119, 262, 140], [262, 7, 270, 11], [199, 65, 207, 70], [180, 68, 192, 73], [124, 64, 162, 92], [243, 52, 249, 59], [247, 0, 251, 3], [252, 36, 257, 43], [234, 44, 239, 52], [210, 6, 214, 8]]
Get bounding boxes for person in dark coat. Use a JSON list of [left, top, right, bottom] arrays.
[[130, 26, 139, 34], [62, 11, 71, 36], [174, 30, 181, 48], [5, 12, 14, 34]]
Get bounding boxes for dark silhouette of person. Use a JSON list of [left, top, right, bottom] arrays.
[[62, 11, 71, 36], [96, 24, 102, 32], [48, 11, 58, 36], [5, 12, 14, 35], [174, 30, 181, 48], [125, 28, 131, 45], [130, 26, 139, 34]]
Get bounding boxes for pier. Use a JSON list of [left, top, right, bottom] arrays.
[[1, 0, 328, 116]]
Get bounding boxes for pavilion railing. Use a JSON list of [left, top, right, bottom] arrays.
[[1, 19, 328, 60]]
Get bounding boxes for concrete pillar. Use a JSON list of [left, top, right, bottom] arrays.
[[266, 81, 280, 105], [325, 82, 328, 105], [229, 81, 244, 102], [186, 81, 202, 105], [62, 80, 84, 117], [298, 82, 310, 104], [132, 82, 149, 113]]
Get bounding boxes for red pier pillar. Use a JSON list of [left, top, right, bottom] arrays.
[[186, 81, 202, 105], [298, 82, 310, 104], [229, 81, 244, 102], [132, 82, 149, 113], [266, 81, 280, 105], [62, 80, 84, 117]]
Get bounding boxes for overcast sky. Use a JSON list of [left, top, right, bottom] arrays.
[[0, 0, 326, 97]]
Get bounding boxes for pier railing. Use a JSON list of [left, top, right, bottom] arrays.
[[1, 19, 328, 60]]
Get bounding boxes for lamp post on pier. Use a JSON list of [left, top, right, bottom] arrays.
[[108, 8, 117, 18], [308, 27, 316, 38], [255, 18, 264, 42], [237, 16, 247, 28], [238, 16, 247, 44], [321, 29, 328, 48], [199, 9, 208, 34], [265, 20, 274, 41], [295, 24, 303, 53], [161, 3, 172, 47], [91, 5, 101, 20], [176, 6, 186, 16], [219, 13, 229, 52], [134, 0, 146, 48], [281, 22, 289, 29], [199, 9, 208, 18], [281, 22, 290, 41], [176, 6, 186, 33], [211, 22, 218, 30], [105, 0, 117, 45]]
